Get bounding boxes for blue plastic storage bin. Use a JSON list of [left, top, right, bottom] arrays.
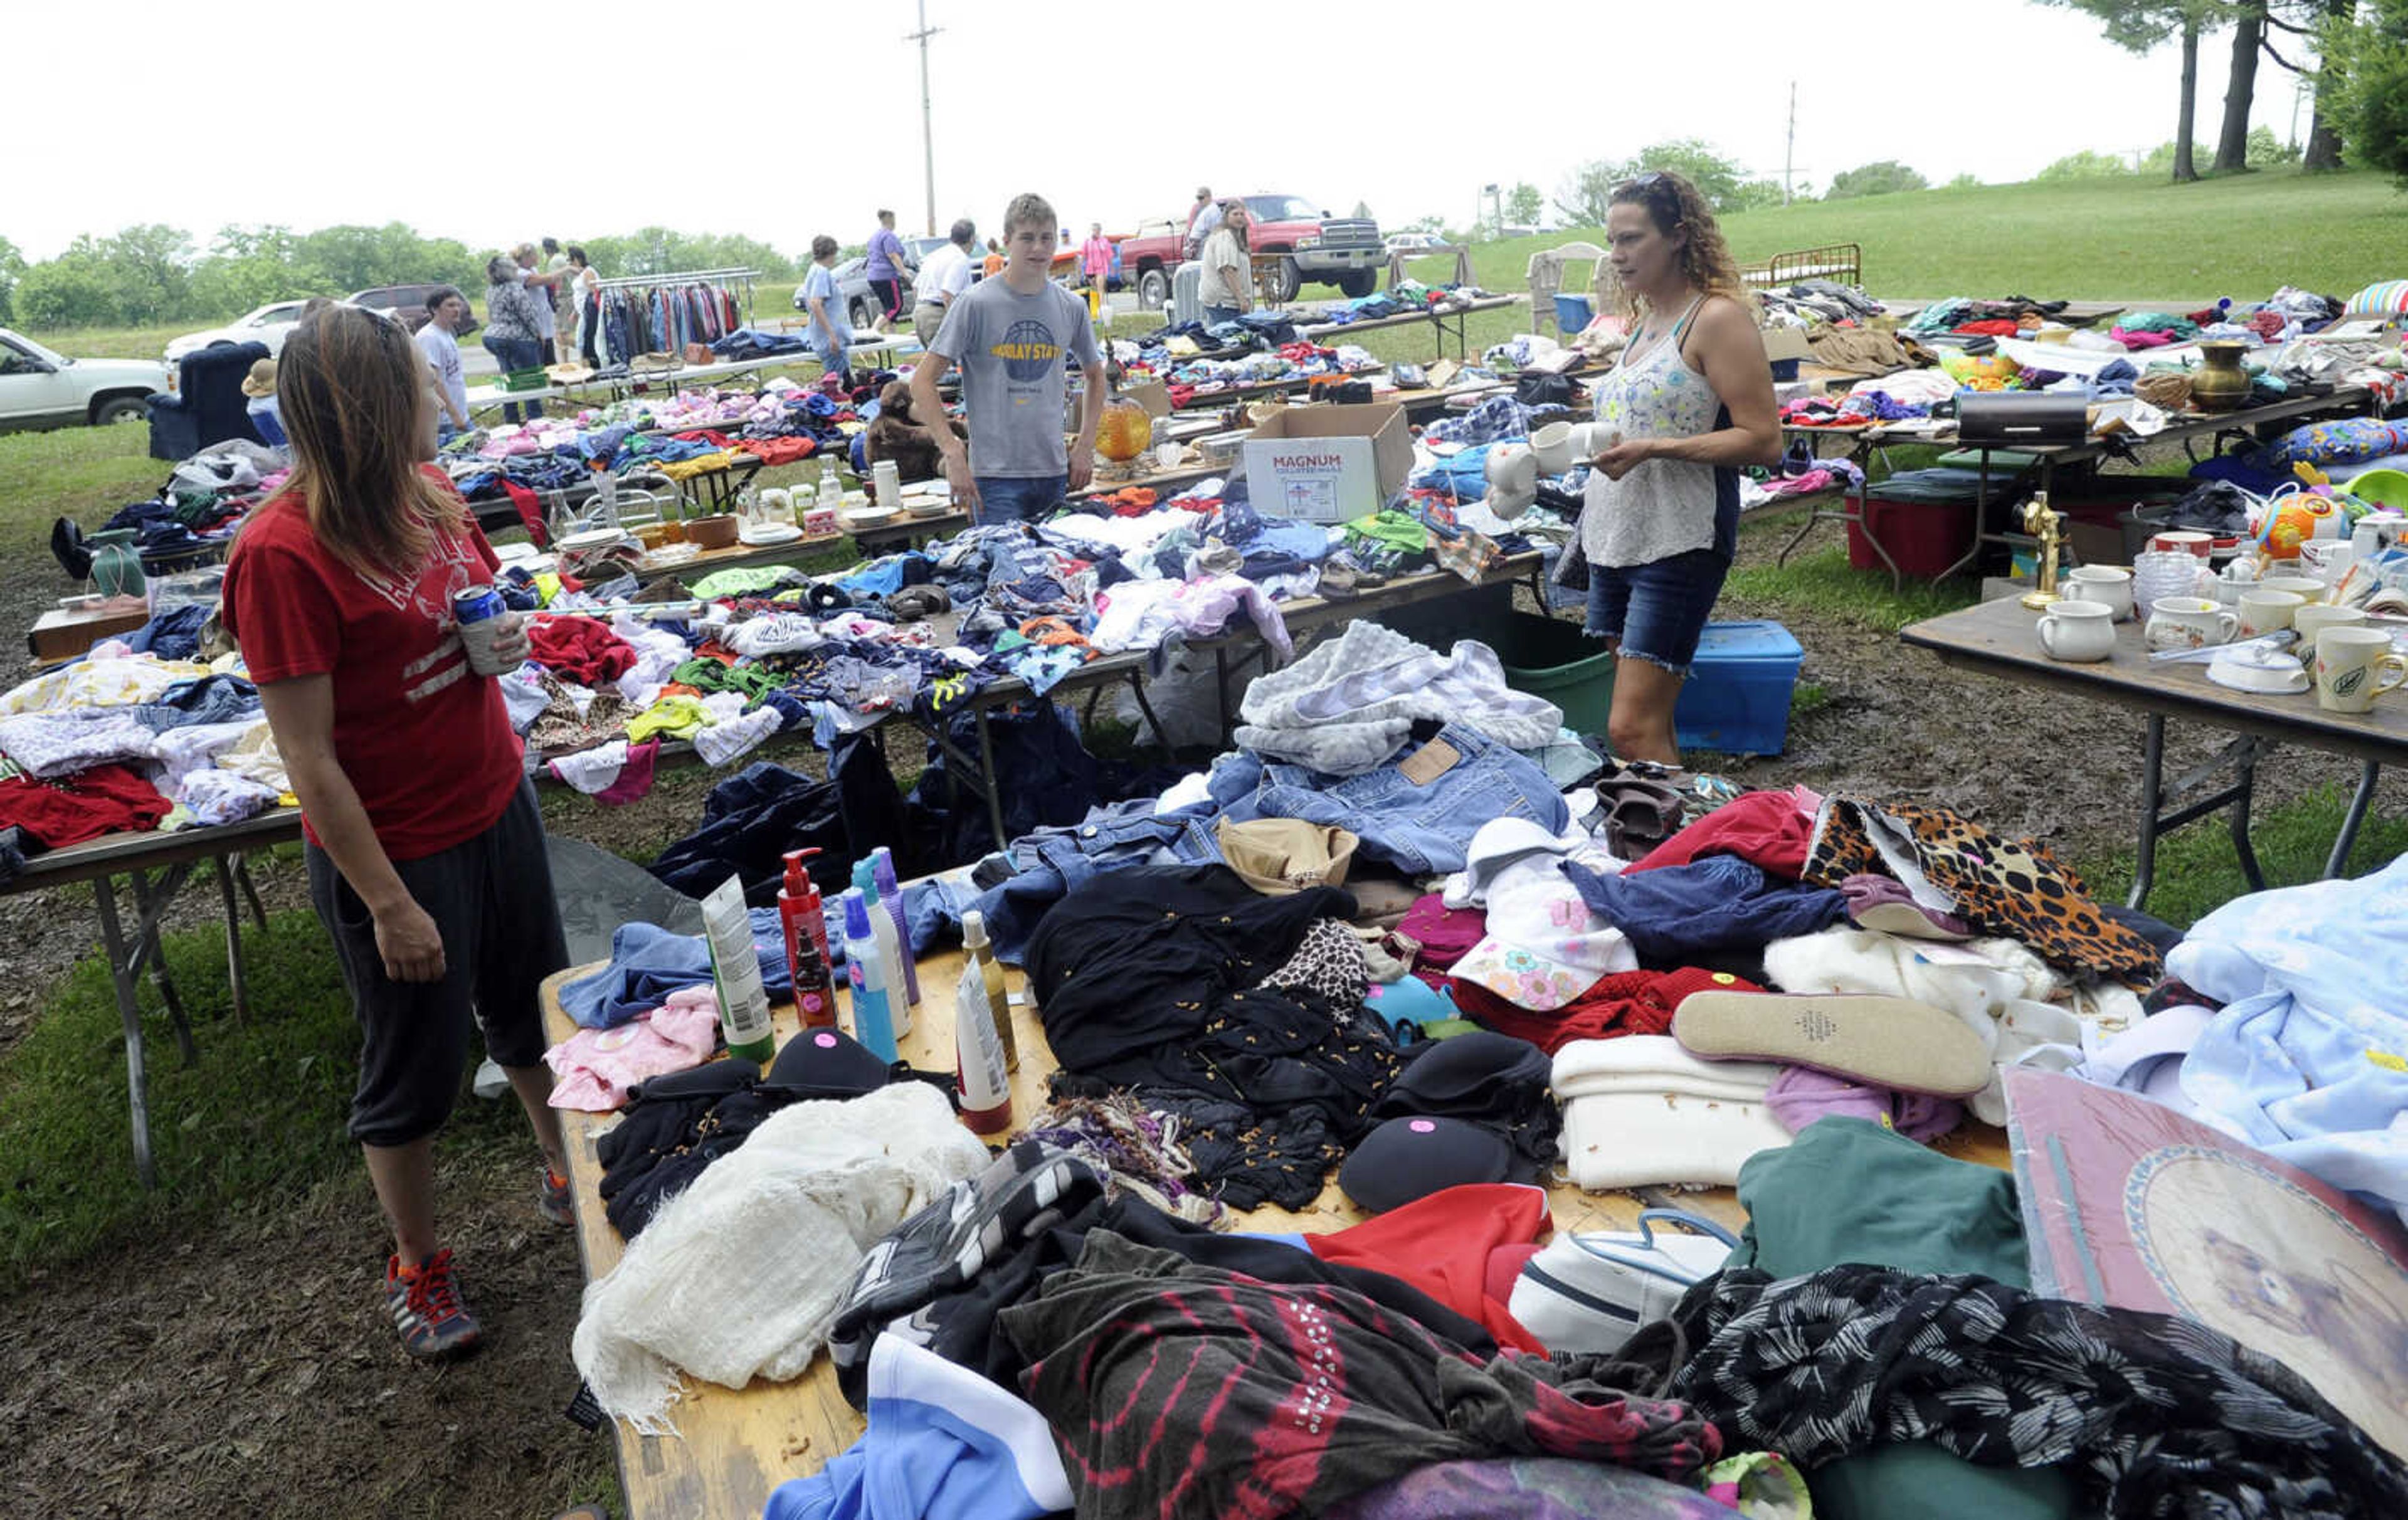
[[1674, 620, 1802, 756], [1554, 295, 1595, 333]]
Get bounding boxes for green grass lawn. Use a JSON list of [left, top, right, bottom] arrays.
[[0, 418, 162, 557], [1403, 167, 2404, 305]]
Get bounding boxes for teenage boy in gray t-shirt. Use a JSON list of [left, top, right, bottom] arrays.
[[912, 192, 1104, 524]]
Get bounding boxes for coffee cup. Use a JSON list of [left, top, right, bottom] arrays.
[[1529, 421, 1575, 474], [2152, 530, 2214, 559], [2313, 626, 2408, 714], [2291, 603, 2368, 659], [1566, 421, 1621, 460], [2258, 574, 2326, 604], [2064, 565, 2134, 621], [2037, 599, 2116, 662], [2237, 589, 2305, 638], [2145, 596, 2237, 652]]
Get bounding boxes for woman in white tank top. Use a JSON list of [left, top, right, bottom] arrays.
[[1575, 171, 1780, 764]]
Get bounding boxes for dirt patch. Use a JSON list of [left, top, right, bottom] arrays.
[[0, 1148, 604, 1520]]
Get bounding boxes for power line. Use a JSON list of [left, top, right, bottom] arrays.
[[906, 1, 942, 236]]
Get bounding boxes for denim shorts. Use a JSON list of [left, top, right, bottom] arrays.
[[1584, 547, 1732, 672], [974, 474, 1067, 524]]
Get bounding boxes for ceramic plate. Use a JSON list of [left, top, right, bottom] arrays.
[[556, 528, 626, 551]]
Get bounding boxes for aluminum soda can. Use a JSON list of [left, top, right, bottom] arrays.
[[452, 586, 512, 676]]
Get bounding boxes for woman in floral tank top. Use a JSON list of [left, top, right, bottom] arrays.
[[1576, 171, 1780, 763]]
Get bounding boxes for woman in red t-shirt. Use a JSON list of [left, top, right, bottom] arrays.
[[221, 305, 569, 1361]]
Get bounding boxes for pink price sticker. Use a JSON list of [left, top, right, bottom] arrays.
[[813, 1032, 839, 1048], [1408, 1119, 1437, 1134]]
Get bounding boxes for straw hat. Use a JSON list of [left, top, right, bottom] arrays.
[[239, 358, 278, 399]]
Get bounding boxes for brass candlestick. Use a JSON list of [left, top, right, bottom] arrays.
[[2020, 492, 2065, 611]]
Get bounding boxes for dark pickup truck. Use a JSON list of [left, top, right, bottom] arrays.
[[1115, 194, 1384, 307]]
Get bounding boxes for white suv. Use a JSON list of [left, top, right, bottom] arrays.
[[0, 329, 168, 433], [164, 300, 309, 367]]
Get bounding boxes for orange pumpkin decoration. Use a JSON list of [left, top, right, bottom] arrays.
[[1097, 397, 1153, 463]]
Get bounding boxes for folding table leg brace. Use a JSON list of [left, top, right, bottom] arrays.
[[2127, 719, 2269, 912], [88, 852, 267, 1186]]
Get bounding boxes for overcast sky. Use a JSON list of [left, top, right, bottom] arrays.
[[8, 0, 2308, 263]]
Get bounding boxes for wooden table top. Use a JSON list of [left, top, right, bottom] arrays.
[[1901, 593, 2408, 769], [541, 934, 2008, 1519]]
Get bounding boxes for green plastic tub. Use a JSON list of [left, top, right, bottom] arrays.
[[1492, 611, 1617, 737]]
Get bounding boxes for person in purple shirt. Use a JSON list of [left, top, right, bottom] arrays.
[[865, 210, 914, 334]]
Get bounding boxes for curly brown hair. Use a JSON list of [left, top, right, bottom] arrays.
[[1607, 169, 1751, 322]]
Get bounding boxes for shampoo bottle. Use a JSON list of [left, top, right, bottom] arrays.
[[871, 847, 921, 1010], [840, 890, 897, 1061], [852, 859, 912, 1038], [959, 910, 1018, 1072]]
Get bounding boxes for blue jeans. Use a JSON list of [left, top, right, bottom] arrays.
[[481, 335, 545, 423], [1201, 304, 1242, 328], [1211, 722, 1568, 877], [1584, 547, 1731, 672], [964, 799, 1224, 963], [974, 473, 1067, 525]]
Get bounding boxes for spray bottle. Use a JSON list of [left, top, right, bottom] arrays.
[[779, 852, 837, 1030], [781, 848, 831, 970], [840, 890, 897, 1061], [852, 858, 912, 1038], [870, 847, 921, 1010]]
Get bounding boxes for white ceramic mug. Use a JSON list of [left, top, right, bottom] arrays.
[[2145, 596, 2238, 652], [2037, 599, 2117, 662], [1529, 421, 1575, 475], [2064, 566, 2134, 621], [2314, 627, 2408, 714], [1566, 421, 1621, 460], [2237, 588, 2305, 638], [2291, 603, 2368, 660]]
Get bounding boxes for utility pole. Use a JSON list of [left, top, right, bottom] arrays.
[[907, 1, 941, 236], [1783, 81, 1797, 206]]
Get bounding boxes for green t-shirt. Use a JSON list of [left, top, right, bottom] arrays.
[[1733, 1119, 2081, 1520]]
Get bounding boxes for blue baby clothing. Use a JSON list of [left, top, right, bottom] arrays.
[[766, 1334, 1071, 1520], [1560, 855, 1847, 964], [2168, 853, 2408, 1228]]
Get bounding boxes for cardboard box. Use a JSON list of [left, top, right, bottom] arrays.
[[1240, 402, 1412, 524], [1119, 381, 1172, 420], [1760, 327, 1812, 363]]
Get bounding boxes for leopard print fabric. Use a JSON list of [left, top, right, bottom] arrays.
[[1804, 796, 2163, 988], [1257, 916, 1371, 1011]]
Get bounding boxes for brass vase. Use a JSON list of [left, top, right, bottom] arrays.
[[2190, 340, 2252, 413]]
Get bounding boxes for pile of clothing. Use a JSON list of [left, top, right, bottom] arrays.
[[0, 643, 286, 880], [560, 754, 2408, 1519]]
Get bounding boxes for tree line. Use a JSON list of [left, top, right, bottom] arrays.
[[2047, 0, 2407, 182], [0, 224, 802, 332]]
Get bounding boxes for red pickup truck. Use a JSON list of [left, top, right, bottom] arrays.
[[1116, 195, 1385, 309]]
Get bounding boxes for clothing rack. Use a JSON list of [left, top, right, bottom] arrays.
[[589, 268, 760, 366]]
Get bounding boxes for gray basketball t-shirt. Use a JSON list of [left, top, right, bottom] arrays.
[[931, 277, 1101, 478]]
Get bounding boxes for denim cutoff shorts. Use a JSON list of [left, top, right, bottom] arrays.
[[1584, 548, 1733, 673]]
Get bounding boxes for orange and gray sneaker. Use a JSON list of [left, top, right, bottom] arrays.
[[383, 1248, 483, 1361], [539, 1164, 574, 1227]]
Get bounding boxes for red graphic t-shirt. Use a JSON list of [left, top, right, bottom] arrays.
[[221, 468, 522, 860]]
